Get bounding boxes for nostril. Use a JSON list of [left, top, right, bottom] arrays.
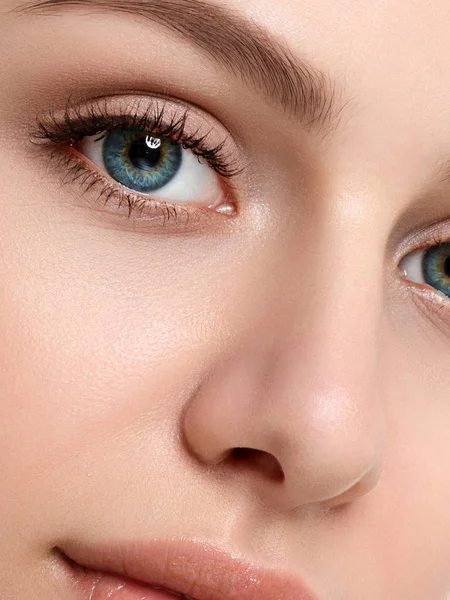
[[229, 447, 284, 482]]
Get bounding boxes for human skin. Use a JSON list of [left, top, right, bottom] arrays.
[[0, 0, 450, 598]]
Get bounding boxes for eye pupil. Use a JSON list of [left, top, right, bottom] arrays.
[[128, 138, 162, 172], [445, 255, 450, 277]]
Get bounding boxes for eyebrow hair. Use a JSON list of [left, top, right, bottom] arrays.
[[12, 0, 349, 136]]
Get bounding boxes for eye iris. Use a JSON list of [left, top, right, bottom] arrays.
[[103, 129, 182, 193], [423, 242, 450, 297]]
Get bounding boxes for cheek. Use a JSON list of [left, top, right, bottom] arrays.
[[310, 318, 450, 599], [0, 178, 275, 532], [372, 322, 450, 597]]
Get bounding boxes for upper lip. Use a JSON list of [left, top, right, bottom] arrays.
[[59, 537, 318, 600]]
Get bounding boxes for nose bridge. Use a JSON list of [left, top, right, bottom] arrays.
[[269, 202, 383, 382], [256, 217, 385, 501]]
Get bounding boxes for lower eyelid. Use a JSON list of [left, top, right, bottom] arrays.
[[43, 145, 232, 233], [406, 283, 450, 335]]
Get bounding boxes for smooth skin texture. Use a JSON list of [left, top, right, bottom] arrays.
[[0, 0, 450, 598]]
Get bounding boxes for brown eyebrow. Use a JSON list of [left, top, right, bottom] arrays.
[[12, 0, 349, 136]]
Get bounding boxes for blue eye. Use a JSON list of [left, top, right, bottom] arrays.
[[102, 129, 182, 193], [401, 242, 450, 298], [423, 243, 450, 296], [77, 127, 229, 208]]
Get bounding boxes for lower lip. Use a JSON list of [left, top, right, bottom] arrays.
[[60, 541, 318, 600], [67, 561, 190, 600]]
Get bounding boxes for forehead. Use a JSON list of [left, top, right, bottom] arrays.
[[218, 0, 450, 172], [228, 0, 450, 87]]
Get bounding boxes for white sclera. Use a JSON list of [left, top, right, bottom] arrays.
[[399, 248, 425, 284]]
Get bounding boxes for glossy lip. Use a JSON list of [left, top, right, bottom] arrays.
[[59, 536, 319, 600]]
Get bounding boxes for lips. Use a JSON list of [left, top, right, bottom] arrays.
[[59, 537, 318, 600]]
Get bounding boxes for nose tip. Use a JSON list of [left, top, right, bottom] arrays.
[[182, 356, 386, 513], [250, 402, 385, 512]]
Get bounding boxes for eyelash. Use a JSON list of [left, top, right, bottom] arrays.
[[30, 96, 241, 224]]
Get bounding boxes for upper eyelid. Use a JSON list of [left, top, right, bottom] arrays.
[[30, 93, 245, 180], [34, 94, 208, 141], [393, 219, 450, 265]]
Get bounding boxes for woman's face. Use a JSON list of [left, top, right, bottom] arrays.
[[1, 0, 450, 598]]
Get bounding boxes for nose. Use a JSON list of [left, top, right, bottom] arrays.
[[182, 222, 386, 513]]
